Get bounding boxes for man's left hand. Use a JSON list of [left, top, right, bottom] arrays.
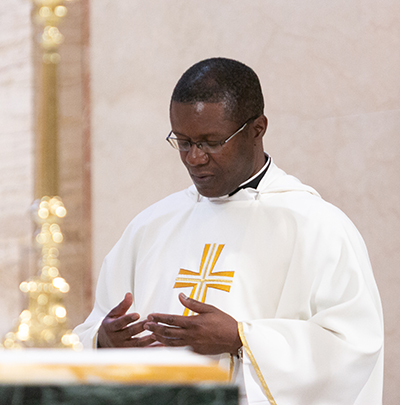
[[144, 293, 242, 355]]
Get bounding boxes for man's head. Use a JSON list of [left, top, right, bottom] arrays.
[[169, 58, 267, 197], [171, 57, 264, 124]]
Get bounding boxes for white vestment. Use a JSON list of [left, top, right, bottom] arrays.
[[74, 162, 383, 405]]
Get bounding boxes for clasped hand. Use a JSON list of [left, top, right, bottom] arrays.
[[97, 292, 241, 355]]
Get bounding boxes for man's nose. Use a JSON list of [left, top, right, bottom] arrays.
[[185, 144, 209, 166]]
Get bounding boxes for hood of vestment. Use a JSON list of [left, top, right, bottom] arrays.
[[186, 159, 320, 203]]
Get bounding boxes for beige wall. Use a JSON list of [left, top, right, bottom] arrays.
[[0, 0, 34, 338], [90, 1, 399, 403]]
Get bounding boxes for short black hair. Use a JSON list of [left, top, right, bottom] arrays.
[[171, 57, 264, 123]]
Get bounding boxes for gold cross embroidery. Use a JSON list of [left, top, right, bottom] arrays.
[[173, 243, 234, 316]]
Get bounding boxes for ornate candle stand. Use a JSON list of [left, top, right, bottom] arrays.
[[3, 198, 80, 349], [2, 0, 81, 349]]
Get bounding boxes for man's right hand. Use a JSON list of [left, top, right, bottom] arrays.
[[97, 292, 156, 348]]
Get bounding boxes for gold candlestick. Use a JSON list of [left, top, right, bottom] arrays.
[[3, 197, 80, 349], [2, 0, 81, 350], [35, 0, 70, 197]]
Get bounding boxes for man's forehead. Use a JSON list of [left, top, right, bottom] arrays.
[[170, 102, 237, 138], [193, 102, 205, 114], [170, 100, 230, 120]]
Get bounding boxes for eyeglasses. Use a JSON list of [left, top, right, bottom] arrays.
[[166, 116, 257, 154]]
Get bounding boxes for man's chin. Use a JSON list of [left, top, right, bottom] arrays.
[[194, 183, 229, 198]]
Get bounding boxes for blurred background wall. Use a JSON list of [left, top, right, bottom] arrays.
[[0, 0, 34, 343], [1, 0, 399, 403]]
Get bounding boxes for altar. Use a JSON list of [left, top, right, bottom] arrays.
[[0, 348, 238, 404]]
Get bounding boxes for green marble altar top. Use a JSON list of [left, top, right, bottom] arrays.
[[0, 384, 239, 405]]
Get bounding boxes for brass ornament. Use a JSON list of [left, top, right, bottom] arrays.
[[3, 197, 81, 349], [2, 0, 81, 350]]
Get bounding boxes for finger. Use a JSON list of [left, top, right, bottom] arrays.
[[113, 319, 148, 341], [107, 292, 133, 318], [117, 320, 152, 340], [108, 312, 140, 332], [152, 334, 187, 348], [147, 313, 189, 328], [126, 319, 148, 337], [144, 322, 187, 340], [179, 293, 215, 314], [124, 334, 157, 348]]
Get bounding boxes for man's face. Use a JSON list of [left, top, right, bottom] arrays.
[[170, 101, 261, 197]]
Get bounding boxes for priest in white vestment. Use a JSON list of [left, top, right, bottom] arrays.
[[74, 58, 383, 405]]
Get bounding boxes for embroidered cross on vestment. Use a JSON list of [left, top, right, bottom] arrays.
[[173, 243, 235, 316]]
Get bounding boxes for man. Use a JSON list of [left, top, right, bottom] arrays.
[[75, 58, 383, 404]]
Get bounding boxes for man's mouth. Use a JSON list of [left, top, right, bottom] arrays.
[[190, 173, 214, 184]]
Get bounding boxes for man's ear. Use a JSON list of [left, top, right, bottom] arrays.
[[252, 115, 268, 139]]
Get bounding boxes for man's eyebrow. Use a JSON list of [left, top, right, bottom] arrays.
[[172, 130, 223, 140], [171, 130, 189, 138]]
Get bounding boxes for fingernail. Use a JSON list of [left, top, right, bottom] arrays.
[[144, 324, 149, 330], [180, 293, 187, 300], [148, 315, 154, 321]]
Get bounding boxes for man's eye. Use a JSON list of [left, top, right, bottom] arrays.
[[177, 140, 190, 147], [203, 141, 219, 148]]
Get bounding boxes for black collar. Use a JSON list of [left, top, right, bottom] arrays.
[[228, 155, 271, 197]]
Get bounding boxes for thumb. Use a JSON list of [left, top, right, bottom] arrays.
[[179, 293, 214, 314], [107, 292, 133, 318]]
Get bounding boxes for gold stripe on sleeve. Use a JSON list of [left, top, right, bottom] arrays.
[[229, 354, 235, 381], [238, 322, 277, 405], [92, 331, 98, 349]]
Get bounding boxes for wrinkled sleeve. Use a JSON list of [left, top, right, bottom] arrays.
[[239, 210, 383, 405]]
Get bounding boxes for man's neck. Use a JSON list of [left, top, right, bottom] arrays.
[[228, 154, 271, 196]]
